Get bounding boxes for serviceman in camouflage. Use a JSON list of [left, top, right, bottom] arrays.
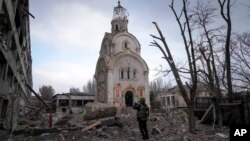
[[133, 97, 149, 140]]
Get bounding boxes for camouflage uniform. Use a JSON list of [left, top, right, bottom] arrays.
[[133, 98, 149, 140]]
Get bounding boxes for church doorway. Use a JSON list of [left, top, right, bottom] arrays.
[[125, 91, 133, 107]]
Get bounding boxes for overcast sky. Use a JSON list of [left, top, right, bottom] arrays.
[[29, 0, 250, 94]]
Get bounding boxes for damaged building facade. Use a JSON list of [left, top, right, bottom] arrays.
[[0, 0, 32, 129], [52, 93, 94, 114], [95, 2, 150, 107]]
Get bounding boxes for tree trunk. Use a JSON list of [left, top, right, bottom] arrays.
[[187, 103, 195, 134], [218, 0, 232, 101]]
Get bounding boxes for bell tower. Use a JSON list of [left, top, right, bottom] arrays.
[[111, 0, 129, 33]]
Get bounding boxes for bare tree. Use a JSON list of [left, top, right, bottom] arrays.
[[150, 0, 198, 134], [69, 87, 80, 93], [149, 78, 171, 109], [218, 0, 233, 100], [191, 0, 222, 97], [231, 32, 250, 89], [149, 78, 170, 93], [83, 79, 95, 94], [39, 85, 55, 101]]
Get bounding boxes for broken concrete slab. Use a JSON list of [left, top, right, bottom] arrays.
[[83, 103, 116, 120], [151, 127, 161, 135], [216, 133, 228, 138]]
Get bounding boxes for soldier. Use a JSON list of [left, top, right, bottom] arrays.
[[133, 97, 149, 140]]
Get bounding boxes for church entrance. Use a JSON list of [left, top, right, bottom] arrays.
[[125, 91, 133, 107]]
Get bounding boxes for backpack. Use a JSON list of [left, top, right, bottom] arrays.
[[137, 104, 149, 120]]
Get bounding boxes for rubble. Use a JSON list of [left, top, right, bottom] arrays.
[[151, 127, 161, 135], [83, 103, 117, 120], [216, 133, 228, 139], [81, 120, 101, 132], [0, 108, 230, 141]]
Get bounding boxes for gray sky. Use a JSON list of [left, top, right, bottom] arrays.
[[29, 0, 250, 94]]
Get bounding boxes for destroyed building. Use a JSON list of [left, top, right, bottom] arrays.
[[0, 0, 32, 129], [52, 93, 94, 114], [95, 1, 150, 107], [157, 84, 211, 112]]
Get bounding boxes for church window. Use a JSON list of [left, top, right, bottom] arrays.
[[125, 42, 128, 48], [120, 69, 124, 79], [122, 40, 129, 49], [120, 68, 137, 80], [127, 68, 130, 79], [115, 24, 119, 31], [133, 70, 137, 79], [104, 45, 107, 53], [109, 46, 112, 55]]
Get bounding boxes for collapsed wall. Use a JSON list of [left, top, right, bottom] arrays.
[[0, 0, 32, 130]]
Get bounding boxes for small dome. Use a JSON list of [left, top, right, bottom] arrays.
[[113, 1, 129, 20]]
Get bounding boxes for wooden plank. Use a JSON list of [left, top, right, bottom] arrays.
[[219, 103, 240, 106], [81, 120, 101, 132], [199, 104, 213, 123], [213, 103, 216, 128]]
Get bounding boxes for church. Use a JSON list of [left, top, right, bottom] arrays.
[[94, 1, 149, 107]]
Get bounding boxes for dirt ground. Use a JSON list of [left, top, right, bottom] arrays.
[[0, 108, 229, 141]]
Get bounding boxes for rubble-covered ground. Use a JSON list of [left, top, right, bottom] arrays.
[[0, 108, 229, 141]]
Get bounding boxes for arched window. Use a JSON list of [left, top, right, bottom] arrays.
[[120, 68, 137, 80], [133, 70, 137, 79], [104, 45, 107, 54], [120, 69, 124, 79], [125, 42, 128, 48], [127, 68, 130, 79], [115, 24, 119, 31], [123, 41, 129, 49], [109, 46, 112, 55]]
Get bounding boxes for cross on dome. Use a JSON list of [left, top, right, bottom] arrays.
[[113, 0, 128, 19]]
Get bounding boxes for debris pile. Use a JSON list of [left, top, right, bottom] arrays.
[[83, 103, 117, 120], [0, 107, 229, 141]]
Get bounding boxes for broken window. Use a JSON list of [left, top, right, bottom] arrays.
[[171, 96, 175, 106], [83, 100, 94, 105], [7, 68, 13, 87], [0, 98, 8, 119], [0, 53, 7, 80], [161, 97, 166, 106], [58, 99, 69, 106], [167, 97, 170, 106], [62, 108, 67, 113], [71, 100, 83, 106]]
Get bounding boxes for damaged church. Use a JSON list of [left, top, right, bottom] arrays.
[[95, 1, 150, 107]]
